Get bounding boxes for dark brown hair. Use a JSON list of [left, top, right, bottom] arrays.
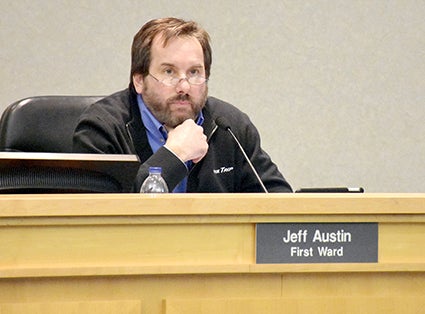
[[130, 17, 212, 82]]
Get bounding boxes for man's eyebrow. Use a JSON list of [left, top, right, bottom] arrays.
[[159, 63, 176, 68], [159, 63, 204, 69]]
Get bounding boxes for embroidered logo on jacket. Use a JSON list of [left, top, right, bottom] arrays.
[[213, 166, 234, 174]]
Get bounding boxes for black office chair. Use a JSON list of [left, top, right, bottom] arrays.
[[0, 95, 132, 193], [0, 95, 103, 153]]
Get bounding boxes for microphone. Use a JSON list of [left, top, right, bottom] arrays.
[[215, 117, 268, 193]]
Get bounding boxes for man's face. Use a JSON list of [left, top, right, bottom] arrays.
[[133, 35, 208, 129]]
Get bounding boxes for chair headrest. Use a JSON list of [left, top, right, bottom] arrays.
[[0, 95, 103, 153]]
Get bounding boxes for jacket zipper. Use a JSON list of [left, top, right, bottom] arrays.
[[188, 123, 218, 176], [125, 122, 136, 153]]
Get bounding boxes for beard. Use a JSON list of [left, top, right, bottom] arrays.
[[142, 84, 208, 129]]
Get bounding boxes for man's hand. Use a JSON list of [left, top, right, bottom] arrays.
[[165, 119, 208, 163]]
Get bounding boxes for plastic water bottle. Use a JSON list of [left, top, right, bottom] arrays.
[[140, 167, 169, 193]]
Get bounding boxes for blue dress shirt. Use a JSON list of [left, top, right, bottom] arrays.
[[137, 94, 204, 193]]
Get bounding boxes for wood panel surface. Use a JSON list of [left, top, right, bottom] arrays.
[[1, 193, 424, 313]]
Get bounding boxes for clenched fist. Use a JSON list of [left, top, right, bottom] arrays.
[[164, 119, 208, 163]]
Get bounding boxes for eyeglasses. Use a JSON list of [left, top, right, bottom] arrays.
[[149, 73, 208, 87]]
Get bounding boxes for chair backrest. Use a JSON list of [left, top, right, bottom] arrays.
[[0, 95, 103, 153]]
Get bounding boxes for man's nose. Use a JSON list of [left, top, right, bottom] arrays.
[[175, 78, 191, 93]]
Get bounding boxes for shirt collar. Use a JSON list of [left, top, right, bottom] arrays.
[[137, 94, 166, 142]]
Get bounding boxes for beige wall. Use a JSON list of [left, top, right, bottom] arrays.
[[1, 1, 424, 192]]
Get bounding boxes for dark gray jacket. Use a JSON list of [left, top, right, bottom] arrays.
[[73, 88, 292, 193]]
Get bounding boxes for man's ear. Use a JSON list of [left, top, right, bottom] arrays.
[[132, 74, 145, 94]]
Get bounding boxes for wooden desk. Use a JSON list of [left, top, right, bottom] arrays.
[[1, 194, 424, 313]]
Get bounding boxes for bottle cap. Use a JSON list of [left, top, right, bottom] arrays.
[[148, 167, 162, 174]]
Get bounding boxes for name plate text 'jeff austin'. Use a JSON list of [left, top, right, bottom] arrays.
[[256, 223, 378, 264]]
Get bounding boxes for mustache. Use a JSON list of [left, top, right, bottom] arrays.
[[167, 94, 191, 103]]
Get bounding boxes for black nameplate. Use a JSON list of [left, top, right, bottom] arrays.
[[256, 223, 378, 264]]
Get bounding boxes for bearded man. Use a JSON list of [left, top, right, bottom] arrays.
[[73, 17, 292, 193]]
